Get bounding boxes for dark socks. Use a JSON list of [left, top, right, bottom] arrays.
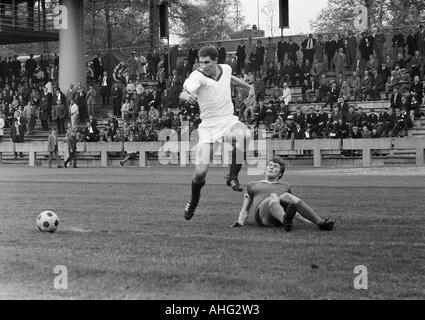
[[228, 142, 245, 179], [191, 179, 206, 205]]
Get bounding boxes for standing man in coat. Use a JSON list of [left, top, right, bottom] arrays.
[[100, 71, 112, 107], [11, 118, 24, 159], [64, 128, 78, 168], [48, 128, 61, 168]]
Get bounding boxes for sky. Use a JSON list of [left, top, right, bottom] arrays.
[[240, 0, 328, 36]]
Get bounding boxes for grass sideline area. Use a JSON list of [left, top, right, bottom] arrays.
[[0, 166, 424, 299]]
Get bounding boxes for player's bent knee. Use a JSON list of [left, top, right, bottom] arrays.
[[280, 192, 300, 204]]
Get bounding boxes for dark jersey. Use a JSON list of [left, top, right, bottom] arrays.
[[246, 181, 292, 214]]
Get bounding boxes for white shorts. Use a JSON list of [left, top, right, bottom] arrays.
[[197, 115, 243, 144]]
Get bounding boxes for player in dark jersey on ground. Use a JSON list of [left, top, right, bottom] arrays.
[[232, 158, 335, 231]]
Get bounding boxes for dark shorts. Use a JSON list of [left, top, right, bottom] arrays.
[[254, 197, 284, 228]]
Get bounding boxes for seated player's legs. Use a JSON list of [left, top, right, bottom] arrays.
[[279, 192, 335, 230], [255, 193, 296, 230]]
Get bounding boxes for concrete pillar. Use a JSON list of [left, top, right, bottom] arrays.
[[139, 150, 147, 167], [362, 148, 371, 167], [416, 147, 424, 166], [101, 151, 108, 167], [313, 146, 322, 168], [59, 0, 85, 91], [29, 151, 36, 167]]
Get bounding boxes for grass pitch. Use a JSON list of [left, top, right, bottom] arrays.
[[0, 166, 424, 299]]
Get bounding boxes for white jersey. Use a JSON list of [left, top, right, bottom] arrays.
[[183, 64, 234, 121]]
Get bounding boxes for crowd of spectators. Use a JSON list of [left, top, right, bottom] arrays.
[[215, 25, 425, 139], [2, 25, 425, 146]]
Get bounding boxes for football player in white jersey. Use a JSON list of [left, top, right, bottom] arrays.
[[180, 46, 255, 221]]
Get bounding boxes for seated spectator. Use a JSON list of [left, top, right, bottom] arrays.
[[283, 60, 299, 86], [277, 100, 290, 121], [390, 87, 402, 110], [362, 126, 371, 138], [369, 70, 383, 101], [332, 119, 349, 139], [393, 53, 406, 70], [126, 79, 135, 97], [107, 113, 119, 129], [121, 98, 132, 121], [353, 107, 367, 128], [243, 71, 255, 85], [360, 70, 373, 100], [263, 100, 276, 129], [349, 125, 362, 139], [106, 122, 117, 142], [377, 62, 391, 84], [339, 80, 351, 101], [326, 82, 339, 109], [271, 117, 287, 140], [410, 75, 423, 104], [410, 96, 424, 119], [345, 105, 356, 129], [305, 107, 317, 134], [264, 62, 276, 87], [318, 73, 330, 102], [385, 70, 400, 99], [293, 106, 306, 130], [280, 82, 291, 108], [409, 51, 424, 81], [293, 123, 306, 139], [398, 69, 411, 91], [310, 59, 324, 80], [84, 122, 99, 142], [316, 106, 329, 138], [367, 110, 379, 130], [254, 77, 266, 102], [148, 103, 160, 130], [392, 108, 412, 137], [274, 62, 285, 87], [371, 127, 381, 138]]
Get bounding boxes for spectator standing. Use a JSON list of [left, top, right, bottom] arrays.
[[236, 39, 246, 76], [86, 85, 97, 117], [286, 37, 300, 65], [187, 44, 199, 71], [0, 113, 4, 142], [64, 128, 78, 168], [265, 37, 277, 73], [11, 118, 24, 159], [47, 128, 61, 168], [374, 29, 386, 66], [217, 42, 227, 64], [100, 71, 112, 107], [406, 29, 418, 58], [69, 98, 79, 128], [333, 47, 346, 80], [314, 34, 325, 63], [93, 53, 103, 82], [75, 84, 87, 124], [277, 36, 286, 65], [301, 34, 316, 64], [416, 24, 425, 56], [325, 34, 338, 71]]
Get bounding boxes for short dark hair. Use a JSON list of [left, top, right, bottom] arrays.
[[268, 157, 286, 179], [198, 46, 218, 60]]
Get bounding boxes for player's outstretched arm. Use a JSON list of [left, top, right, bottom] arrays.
[[231, 76, 256, 107], [179, 89, 197, 105], [231, 195, 252, 227]]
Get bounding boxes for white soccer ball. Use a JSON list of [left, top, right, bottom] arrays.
[[36, 211, 59, 233]]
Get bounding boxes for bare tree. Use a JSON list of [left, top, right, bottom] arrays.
[[261, 0, 278, 37]]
